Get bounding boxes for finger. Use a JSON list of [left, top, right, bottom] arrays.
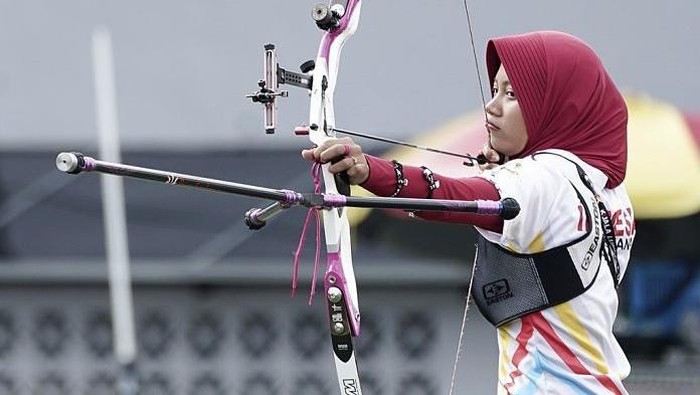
[[319, 141, 360, 164], [479, 154, 495, 170], [338, 139, 363, 159], [338, 136, 355, 146], [317, 145, 341, 164], [480, 145, 498, 162], [304, 138, 339, 161], [347, 164, 364, 184], [347, 163, 369, 184], [301, 148, 317, 161], [328, 156, 356, 174], [480, 163, 498, 171]]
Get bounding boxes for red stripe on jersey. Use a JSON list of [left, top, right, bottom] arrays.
[[530, 312, 623, 395]]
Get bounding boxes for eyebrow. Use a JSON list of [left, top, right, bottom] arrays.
[[492, 79, 511, 87]]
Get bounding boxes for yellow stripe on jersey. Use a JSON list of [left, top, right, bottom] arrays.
[[527, 232, 546, 253], [504, 232, 545, 254], [498, 321, 515, 378], [553, 302, 608, 374], [498, 321, 514, 379]]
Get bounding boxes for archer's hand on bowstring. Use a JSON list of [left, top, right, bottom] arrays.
[[301, 137, 370, 185], [477, 142, 502, 172]]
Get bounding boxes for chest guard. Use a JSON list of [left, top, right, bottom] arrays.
[[471, 154, 618, 327]]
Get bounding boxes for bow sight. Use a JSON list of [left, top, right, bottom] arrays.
[[246, 44, 315, 134], [247, 3, 347, 134]]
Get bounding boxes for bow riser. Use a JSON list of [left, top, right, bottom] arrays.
[[309, 1, 363, 341], [309, 2, 363, 393]]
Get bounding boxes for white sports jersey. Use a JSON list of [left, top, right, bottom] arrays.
[[476, 149, 635, 395]]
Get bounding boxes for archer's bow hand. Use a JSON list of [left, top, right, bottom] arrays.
[[301, 137, 369, 185]]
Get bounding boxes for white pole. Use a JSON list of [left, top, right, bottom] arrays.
[[91, 26, 138, 381]]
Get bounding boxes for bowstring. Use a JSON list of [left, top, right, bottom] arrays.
[[462, 0, 489, 123], [449, 253, 479, 395], [448, 1, 487, 392]]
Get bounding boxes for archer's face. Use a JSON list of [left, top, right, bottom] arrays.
[[484, 65, 528, 157]]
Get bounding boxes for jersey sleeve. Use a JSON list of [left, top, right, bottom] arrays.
[[476, 156, 586, 253], [360, 154, 503, 232]]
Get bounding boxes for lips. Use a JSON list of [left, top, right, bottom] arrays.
[[485, 121, 501, 132]]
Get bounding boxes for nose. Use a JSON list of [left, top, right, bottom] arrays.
[[485, 95, 500, 117]]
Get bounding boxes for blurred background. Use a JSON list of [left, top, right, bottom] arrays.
[[0, 0, 699, 394]]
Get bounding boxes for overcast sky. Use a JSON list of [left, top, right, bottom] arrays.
[[0, 0, 697, 150]]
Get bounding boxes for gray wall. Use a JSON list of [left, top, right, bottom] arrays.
[[0, 285, 695, 395], [0, 0, 697, 150], [0, 285, 499, 395]]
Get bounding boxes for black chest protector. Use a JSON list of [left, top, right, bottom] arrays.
[[471, 153, 620, 327]]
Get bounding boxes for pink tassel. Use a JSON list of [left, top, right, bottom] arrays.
[[291, 162, 323, 303]]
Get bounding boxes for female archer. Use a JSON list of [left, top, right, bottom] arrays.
[[303, 30, 635, 394]]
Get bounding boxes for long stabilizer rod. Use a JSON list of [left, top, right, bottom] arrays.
[[56, 152, 520, 223]]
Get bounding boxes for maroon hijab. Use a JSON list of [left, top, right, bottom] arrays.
[[486, 31, 628, 188]]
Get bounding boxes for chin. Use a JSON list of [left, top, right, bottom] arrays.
[[491, 143, 511, 156], [493, 143, 523, 158]]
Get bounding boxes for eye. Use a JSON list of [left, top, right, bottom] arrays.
[[491, 87, 498, 97], [505, 89, 517, 99]]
